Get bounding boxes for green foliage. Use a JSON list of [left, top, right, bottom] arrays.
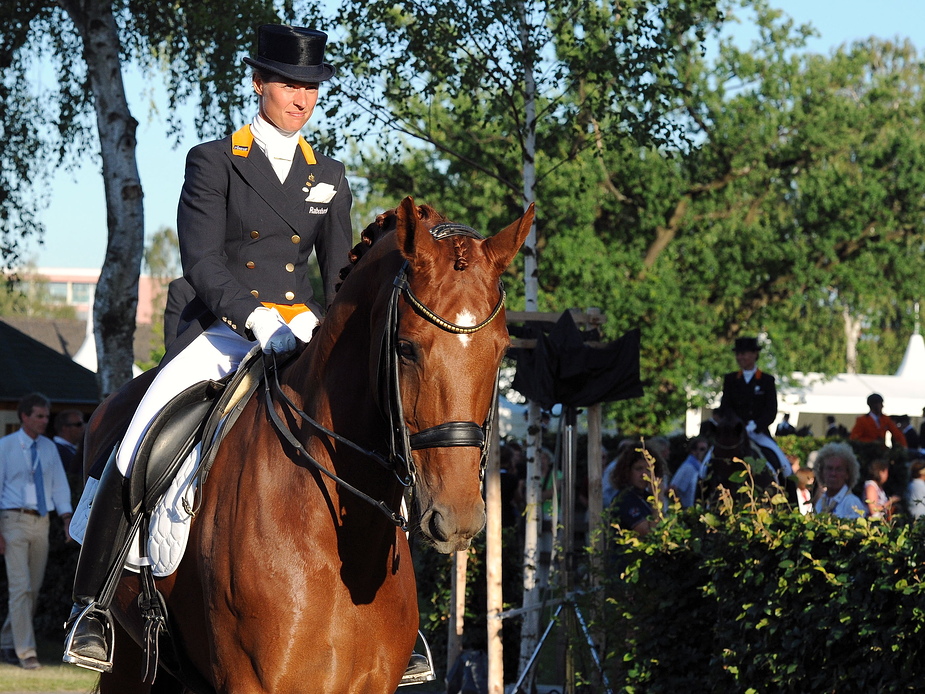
[[0, 0, 281, 270], [591, 494, 925, 692], [343, 0, 925, 433], [0, 267, 77, 319]]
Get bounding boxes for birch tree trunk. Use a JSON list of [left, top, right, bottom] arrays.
[[843, 307, 863, 375], [517, 0, 543, 681], [59, 0, 143, 395]]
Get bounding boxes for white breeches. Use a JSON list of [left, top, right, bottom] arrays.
[[748, 431, 793, 479], [116, 323, 255, 476]]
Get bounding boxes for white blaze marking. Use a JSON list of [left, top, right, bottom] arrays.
[[455, 310, 477, 346]]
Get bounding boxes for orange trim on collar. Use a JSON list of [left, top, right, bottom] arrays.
[[231, 126, 316, 165], [231, 125, 253, 157], [297, 137, 316, 165], [737, 369, 763, 379]]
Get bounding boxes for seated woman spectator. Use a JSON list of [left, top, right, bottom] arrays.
[[863, 459, 901, 521], [609, 442, 667, 536], [907, 459, 925, 520], [813, 442, 866, 519]]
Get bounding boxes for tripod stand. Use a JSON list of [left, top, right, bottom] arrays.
[[512, 406, 612, 694]]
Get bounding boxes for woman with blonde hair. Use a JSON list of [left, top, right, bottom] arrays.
[[864, 459, 900, 520], [813, 442, 866, 519]]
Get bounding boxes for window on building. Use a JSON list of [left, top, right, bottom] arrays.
[[46, 282, 69, 303], [71, 283, 94, 304]]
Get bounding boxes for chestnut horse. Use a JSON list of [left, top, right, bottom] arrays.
[[81, 197, 533, 693]]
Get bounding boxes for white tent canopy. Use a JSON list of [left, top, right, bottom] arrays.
[[780, 333, 925, 419]]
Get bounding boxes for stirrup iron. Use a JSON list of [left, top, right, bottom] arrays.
[[398, 630, 437, 687], [63, 603, 115, 673]]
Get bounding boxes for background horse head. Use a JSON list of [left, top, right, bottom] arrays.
[[85, 197, 532, 693], [702, 408, 778, 502]]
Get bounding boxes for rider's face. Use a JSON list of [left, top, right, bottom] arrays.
[[254, 76, 319, 133], [735, 350, 759, 371]]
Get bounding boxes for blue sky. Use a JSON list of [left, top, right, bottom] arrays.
[[30, 0, 925, 270]]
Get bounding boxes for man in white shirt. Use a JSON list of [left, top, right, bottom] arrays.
[[0, 393, 73, 670]]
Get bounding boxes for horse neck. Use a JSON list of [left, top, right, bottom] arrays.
[[286, 247, 398, 454]]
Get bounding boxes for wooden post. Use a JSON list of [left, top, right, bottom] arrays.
[[486, 406, 504, 693], [518, 399, 543, 684], [587, 403, 603, 556], [447, 549, 468, 674]]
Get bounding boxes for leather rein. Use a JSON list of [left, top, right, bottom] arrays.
[[264, 222, 504, 529]]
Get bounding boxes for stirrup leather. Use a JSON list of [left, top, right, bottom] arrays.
[[63, 603, 115, 673], [398, 630, 437, 687]]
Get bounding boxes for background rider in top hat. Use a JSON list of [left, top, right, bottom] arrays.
[[720, 337, 792, 478]]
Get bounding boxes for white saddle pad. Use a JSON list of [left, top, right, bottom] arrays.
[[70, 446, 201, 578]]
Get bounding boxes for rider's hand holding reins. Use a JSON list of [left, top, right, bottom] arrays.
[[247, 307, 297, 354]]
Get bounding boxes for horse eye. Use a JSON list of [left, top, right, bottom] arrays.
[[397, 340, 417, 362]]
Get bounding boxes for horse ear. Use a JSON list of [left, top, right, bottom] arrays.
[[483, 203, 535, 273], [394, 195, 440, 265]]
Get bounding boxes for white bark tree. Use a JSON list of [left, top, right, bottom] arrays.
[[1, 0, 280, 394]]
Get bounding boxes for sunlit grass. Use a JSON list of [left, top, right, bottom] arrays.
[[0, 639, 97, 693]]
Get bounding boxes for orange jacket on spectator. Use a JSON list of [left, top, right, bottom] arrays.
[[849, 413, 907, 448]]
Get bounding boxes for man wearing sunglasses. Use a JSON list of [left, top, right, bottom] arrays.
[[52, 411, 85, 477]]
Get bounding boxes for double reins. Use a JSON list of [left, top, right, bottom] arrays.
[[264, 222, 505, 529]]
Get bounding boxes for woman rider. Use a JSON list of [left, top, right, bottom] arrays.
[[63, 24, 353, 671]]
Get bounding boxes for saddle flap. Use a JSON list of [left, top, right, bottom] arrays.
[[129, 380, 223, 515]]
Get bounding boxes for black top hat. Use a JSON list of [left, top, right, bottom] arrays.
[[732, 337, 761, 353], [243, 25, 335, 83]]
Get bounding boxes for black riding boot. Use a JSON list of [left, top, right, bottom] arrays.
[[63, 453, 135, 673]]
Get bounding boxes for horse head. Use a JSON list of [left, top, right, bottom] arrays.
[[712, 408, 749, 460], [389, 197, 532, 552]]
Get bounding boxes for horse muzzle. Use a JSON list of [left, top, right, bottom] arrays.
[[418, 500, 486, 554]]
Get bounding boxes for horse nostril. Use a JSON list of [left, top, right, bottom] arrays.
[[427, 510, 449, 542]]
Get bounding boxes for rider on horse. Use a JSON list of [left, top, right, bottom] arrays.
[[63, 23, 366, 673], [719, 337, 792, 479]]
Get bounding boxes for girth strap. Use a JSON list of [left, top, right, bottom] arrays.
[[409, 422, 485, 450]]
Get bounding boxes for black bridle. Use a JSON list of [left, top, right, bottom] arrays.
[[264, 222, 505, 528]]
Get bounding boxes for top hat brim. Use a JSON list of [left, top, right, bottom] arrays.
[[244, 56, 335, 83]]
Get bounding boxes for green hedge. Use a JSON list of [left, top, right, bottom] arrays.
[[589, 491, 925, 693]]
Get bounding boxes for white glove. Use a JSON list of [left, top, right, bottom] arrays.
[[287, 310, 319, 344], [246, 307, 297, 355], [746, 420, 757, 434]]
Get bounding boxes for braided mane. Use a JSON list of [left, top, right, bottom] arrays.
[[335, 203, 446, 291]]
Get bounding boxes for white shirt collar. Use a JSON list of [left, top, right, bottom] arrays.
[[250, 113, 301, 183]]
